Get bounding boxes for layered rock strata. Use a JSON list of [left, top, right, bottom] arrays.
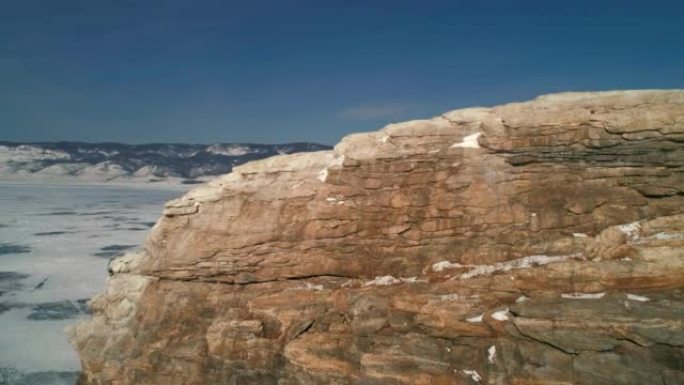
[[70, 90, 684, 385]]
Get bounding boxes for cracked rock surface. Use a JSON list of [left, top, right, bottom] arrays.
[[69, 90, 684, 385]]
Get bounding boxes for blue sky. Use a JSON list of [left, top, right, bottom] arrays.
[[1, 0, 683, 145]]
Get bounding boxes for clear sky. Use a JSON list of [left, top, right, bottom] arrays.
[[1, 0, 683, 145]]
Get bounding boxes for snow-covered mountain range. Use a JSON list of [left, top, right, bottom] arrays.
[[0, 141, 331, 184]]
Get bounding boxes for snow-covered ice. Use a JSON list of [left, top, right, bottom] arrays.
[[0, 182, 182, 381]]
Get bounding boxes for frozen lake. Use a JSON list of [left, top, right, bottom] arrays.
[[0, 182, 185, 384]]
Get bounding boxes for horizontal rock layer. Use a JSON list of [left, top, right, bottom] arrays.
[[70, 90, 684, 385]]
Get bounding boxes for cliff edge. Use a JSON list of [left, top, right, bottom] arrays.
[[70, 90, 684, 385]]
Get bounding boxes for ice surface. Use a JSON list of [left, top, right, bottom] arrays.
[[0, 182, 183, 381]]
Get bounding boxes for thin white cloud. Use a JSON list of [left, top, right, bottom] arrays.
[[338, 102, 415, 120]]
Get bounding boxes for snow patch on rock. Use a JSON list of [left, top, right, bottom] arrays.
[[487, 345, 496, 364], [491, 308, 510, 321], [318, 155, 345, 183], [561, 292, 606, 299], [618, 221, 641, 241], [652, 232, 684, 241], [399, 277, 426, 283], [439, 293, 461, 301], [515, 295, 529, 303], [318, 169, 329, 182], [364, 276, 401, 286], [431, 260, 464, 272], [458, 369, 482, 382], [363, 276, 425, 286], [451, 133, 482, 149], [453, 253, 581, 279], [626, 294, 650, 302]]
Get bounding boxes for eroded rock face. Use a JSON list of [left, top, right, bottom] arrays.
[[69, 90, 684, 385]]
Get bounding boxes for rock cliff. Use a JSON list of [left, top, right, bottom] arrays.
[[69, 90, 684, 385]]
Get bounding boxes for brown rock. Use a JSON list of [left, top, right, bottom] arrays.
[[70, 90, 684, 385]]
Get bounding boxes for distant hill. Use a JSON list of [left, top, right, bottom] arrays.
[[0, 141, 331, 184]]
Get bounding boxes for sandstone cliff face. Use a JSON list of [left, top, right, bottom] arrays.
[[70, 90, 684, 385]]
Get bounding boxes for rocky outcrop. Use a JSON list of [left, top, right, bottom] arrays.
[[69, 90, 684, 385]]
